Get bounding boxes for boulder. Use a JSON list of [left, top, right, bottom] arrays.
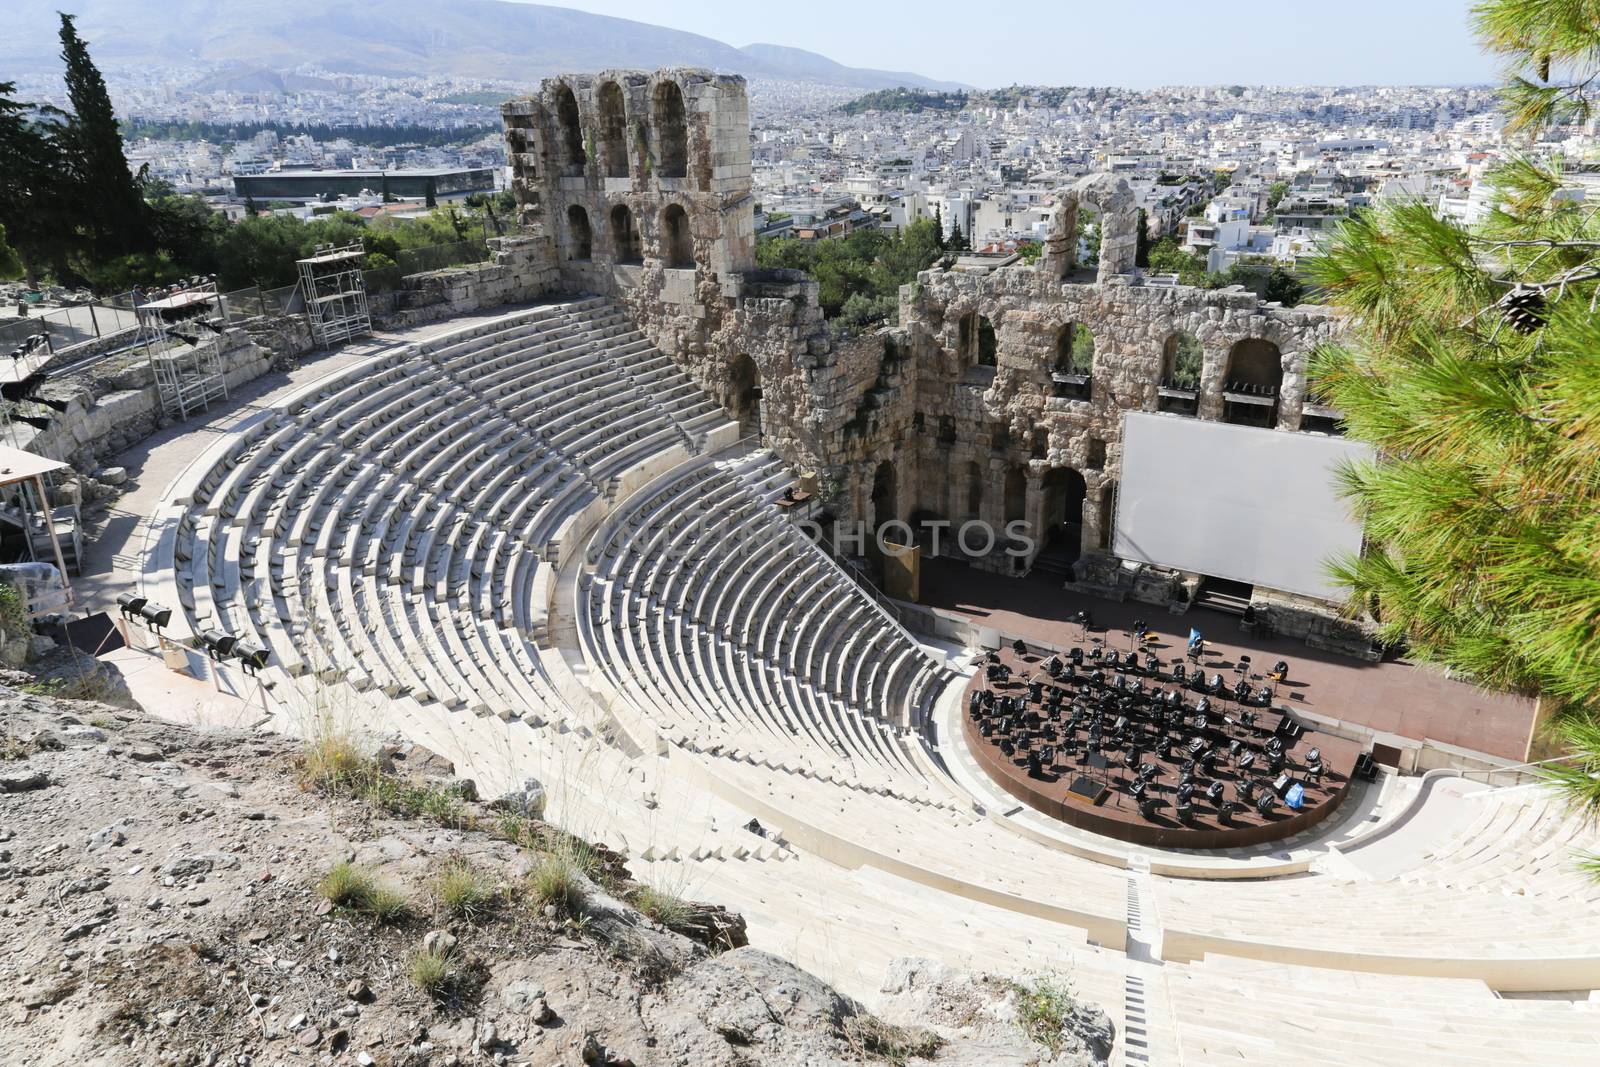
[[489, 777, 547, 820]]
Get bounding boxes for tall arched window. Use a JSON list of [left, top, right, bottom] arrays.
[[660, 204, 693, 268], [959, 312, 997, 368], [596, 81, 628, 178], [1052, 323, 1094, 399], [653, 81, 688, 179], [610, 203, 642, 263], [554, 84, 585, 177], [1158, 331, 1204, 415], [1223, 338, 1283, 426]]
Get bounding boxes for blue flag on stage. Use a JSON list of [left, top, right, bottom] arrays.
[[1187, 627, 1202, 645]]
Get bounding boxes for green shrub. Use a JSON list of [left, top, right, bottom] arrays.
[[433, 859, 497, 921], [527, 852, 584, 915], [1011, 972, 1076, 1054], [317, 860, 410, 922], [409, 944, 459, 999]]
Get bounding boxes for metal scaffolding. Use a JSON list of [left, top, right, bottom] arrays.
[[135, 280, 230, 421], [298, 242, 372, 347]]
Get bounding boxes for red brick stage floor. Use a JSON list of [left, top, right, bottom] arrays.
[[916, 557, 1536, 762]]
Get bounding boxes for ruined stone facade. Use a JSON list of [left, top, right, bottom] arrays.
[[501, 70, 1361, 637]]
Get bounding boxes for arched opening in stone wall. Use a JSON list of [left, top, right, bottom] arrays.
[[965, 462, 983, 520], [1041, 466, 1087, 561], [597, 81, 629, 179], [653, 81, 688, 180], [870, 460, 897, 534], [959, 312, 997, 368], [1159, 331, 1204, 415], [1223, 338, 1282, 427], [727, 352, 760, 426], [1052, 323, 1094, 399], [660, 204, 693, 268], [554, 84, 586, 177], [1003, 465, 1028, 525], [565, 205, 592, 261], [610, 204, 642, 263]]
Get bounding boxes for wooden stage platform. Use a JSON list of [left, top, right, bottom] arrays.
[[918, 557, 1537, 762]]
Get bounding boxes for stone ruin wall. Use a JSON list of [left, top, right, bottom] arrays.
[[500, 68, 1366, 645]]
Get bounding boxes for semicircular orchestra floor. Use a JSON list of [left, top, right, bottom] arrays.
[[961, 639, 1360, 848]]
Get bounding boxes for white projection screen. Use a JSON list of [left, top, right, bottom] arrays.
[[1111, 413, 1373, 601]]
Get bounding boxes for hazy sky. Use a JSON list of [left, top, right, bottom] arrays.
[[528, 0, 1503, 89]]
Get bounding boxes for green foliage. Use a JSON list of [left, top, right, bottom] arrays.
[[755, 217, 944, 325], [1308, 2, 1600, 842], [0, 81, 71, 282], [0, 583, 30, 640], [408, 943, 462, 999], [1473, 0, 1600, 135], [1011, 972, 1078, 1054], [838, 88, 967, 115], [317, 860, 410, 922], [1016, 239, 1043, 265], [59, 14, 150, 262], [1147, 237, 1211, 285], [527, 852, 585, 915], [627, 884, 692, 930], [0, 223, 20, 280], [1267, 181, 1290, 211], [432, 858, 499, 921]]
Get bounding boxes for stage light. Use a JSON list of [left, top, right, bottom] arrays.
[[116, 592, 147, 620], [200, 628, 236, 661], [234, 639, 271, 673], [138, 602, 172, 630]]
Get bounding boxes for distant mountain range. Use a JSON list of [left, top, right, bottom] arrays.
[[6, 0, 966, 91]]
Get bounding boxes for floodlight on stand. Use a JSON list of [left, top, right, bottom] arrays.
[[138, 601, 172, 630], [233, 638, 270, 674], [200, 628, 236, 661], [116, 593, 147, 620]]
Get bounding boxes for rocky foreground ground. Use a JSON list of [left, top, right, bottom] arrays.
[[0, 686, 1112, 1066]]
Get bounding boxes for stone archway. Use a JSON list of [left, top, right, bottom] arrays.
[[1041, 173, 1139, 282], [610, 203, 642, 263], [653, 81, 688, 179], [959, 311, 997, 367], [554, 84, 585, 177], [1224, 338, 1283, 426], [596, 80, 628, 178], [660, 204, 693, 268], [1041, 466, 1087, 555]]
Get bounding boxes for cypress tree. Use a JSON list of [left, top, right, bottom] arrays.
[[58, 13, 148, 258], [0, 81, 70, 284]]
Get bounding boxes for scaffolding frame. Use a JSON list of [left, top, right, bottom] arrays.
[[134, 280, 231, 421], [298, 242, 372, 347], [0, 448, 76, 616]]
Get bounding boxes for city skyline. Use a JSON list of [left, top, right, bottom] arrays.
[[533, 0, 1503, 90]]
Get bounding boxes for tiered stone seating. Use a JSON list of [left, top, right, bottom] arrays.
[[143, 298, 738, 723], [1156, 819, 1600, 989], [1403, 788, 1600, 903], [1166, 955, 1599, 1065], [579, 449, 960, 808], [137, 296, 1600, 1053]]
